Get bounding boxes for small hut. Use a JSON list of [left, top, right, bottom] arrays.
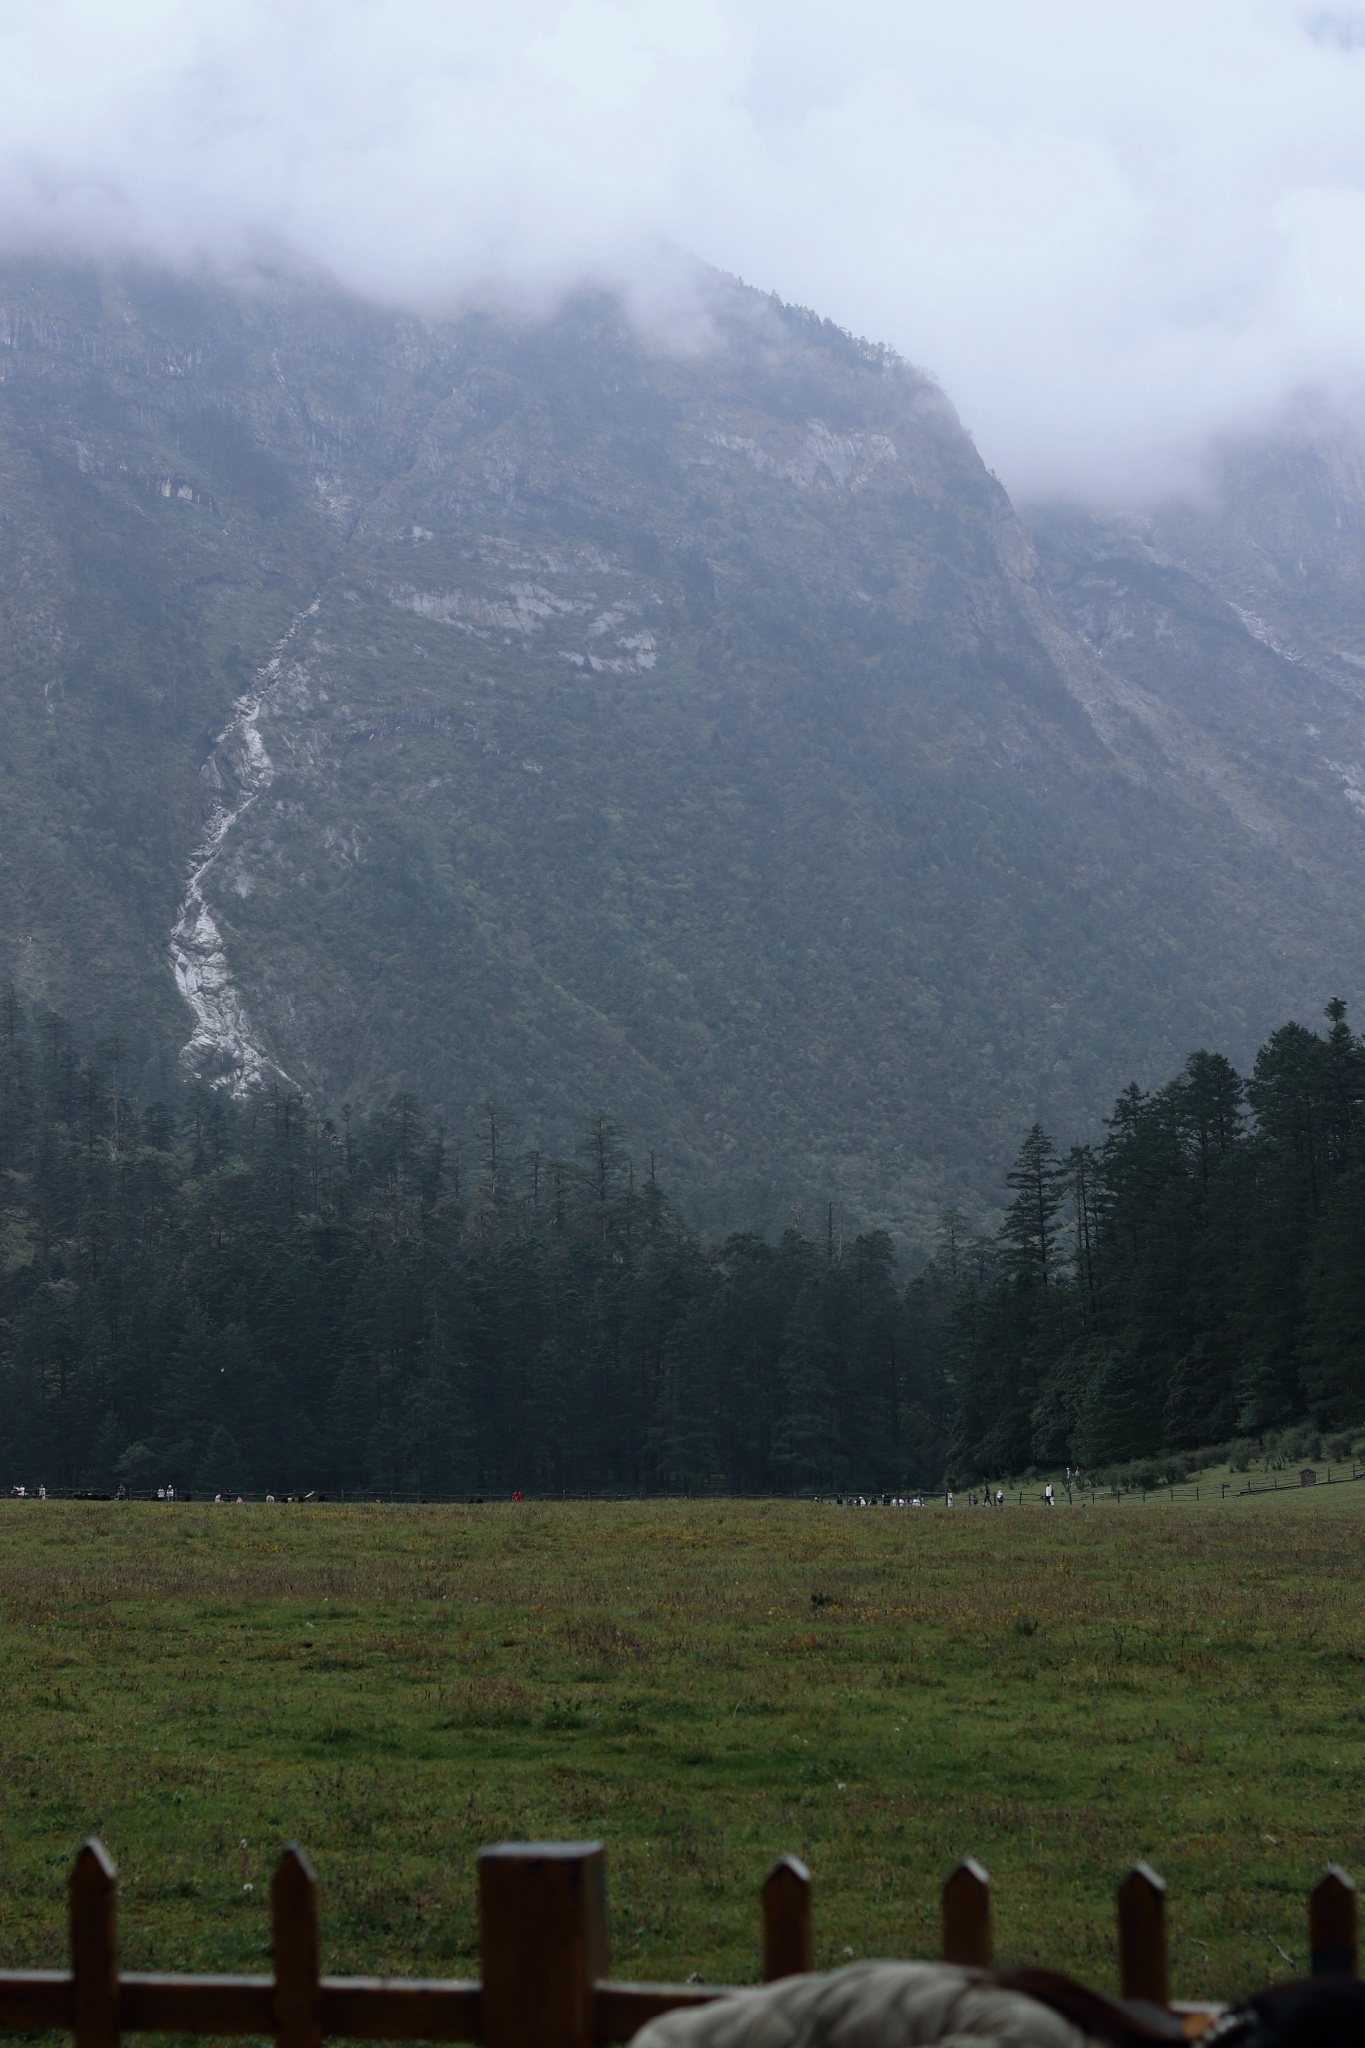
[[1300, 1467, 1318, 1486]]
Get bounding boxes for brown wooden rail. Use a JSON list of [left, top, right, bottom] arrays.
[[0, 1840, 1354, 2047]]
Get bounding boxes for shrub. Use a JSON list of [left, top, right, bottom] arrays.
[[1268, 1423, 1322, 1463], [1185, 1442, 1234, 1472], [1093, 1455, 1194, 1492]]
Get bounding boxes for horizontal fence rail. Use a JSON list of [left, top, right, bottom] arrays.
[[0, 1841, 1355, 2045]]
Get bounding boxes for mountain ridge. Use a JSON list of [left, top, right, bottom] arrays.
[[0, 256, 1359, 1241]]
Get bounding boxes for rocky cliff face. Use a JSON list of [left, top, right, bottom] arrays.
[[0, 259, 1359, 1235], [1022, 422, 1364, 836]]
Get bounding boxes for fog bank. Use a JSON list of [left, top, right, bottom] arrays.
[[0, 1, 1360, 499]]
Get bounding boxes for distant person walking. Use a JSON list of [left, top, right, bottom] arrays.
[[1044, 1482, 1054, 1507]]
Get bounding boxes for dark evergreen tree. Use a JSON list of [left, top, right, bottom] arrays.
[[1072, 1349, 1163, 1465], [1001, 1125, 1066, 1290], [196, 1424, 244, 1497]]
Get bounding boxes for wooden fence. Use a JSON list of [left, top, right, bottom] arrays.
[[0, 1841, 1355, 2047]]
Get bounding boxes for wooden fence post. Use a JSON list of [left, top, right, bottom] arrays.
[[272, 1845, 321, 2048], [479, 1842, 608, 2048], [762, 1857, 812, 1981], [70, 1840, 119, 2048], [942, 1859, 991, 1968], [1310, 1865, 1357, 1977], [1117, 1864, 1169, 2008]]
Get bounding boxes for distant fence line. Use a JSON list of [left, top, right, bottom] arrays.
[[1233, 1466, 1365, 1497], [6, 1467, 1363, 1506], [1012, 1465, 1365, 1508], [0, 1840, 1356, 2045]]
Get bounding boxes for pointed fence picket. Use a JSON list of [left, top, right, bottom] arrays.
[[1310, 1865, 1358, 1978], [0, 1839, 1353, 2043], [940, 1858, 991, 1969], [760, 1857, 812, 1983], [1116, 1862, 1168, 2007]]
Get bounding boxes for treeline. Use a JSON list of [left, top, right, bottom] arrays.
[[938, 1000, 1363, 1475], [0, 993, 1360, 1496]]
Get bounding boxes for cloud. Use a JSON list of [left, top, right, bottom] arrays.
[[0, 0, 1360, 498]]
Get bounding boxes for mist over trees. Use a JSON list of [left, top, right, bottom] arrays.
[[1, 990, 1359, 1497]]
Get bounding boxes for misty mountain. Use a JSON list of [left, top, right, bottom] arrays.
[[0, 259, 1359, 1239]]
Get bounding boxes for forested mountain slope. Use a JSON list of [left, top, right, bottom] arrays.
[[0, 259, 1359, 1237]]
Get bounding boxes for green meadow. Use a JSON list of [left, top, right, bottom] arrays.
[[0, 1491, 1359, 2008]]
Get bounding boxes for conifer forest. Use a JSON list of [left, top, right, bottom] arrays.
[[1, 990, 1359, 1498]]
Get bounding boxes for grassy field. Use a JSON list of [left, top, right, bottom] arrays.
[[0, 1491, 1359, 2009]]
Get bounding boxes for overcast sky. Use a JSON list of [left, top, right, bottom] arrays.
[[1, 1, 1360, 499]]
